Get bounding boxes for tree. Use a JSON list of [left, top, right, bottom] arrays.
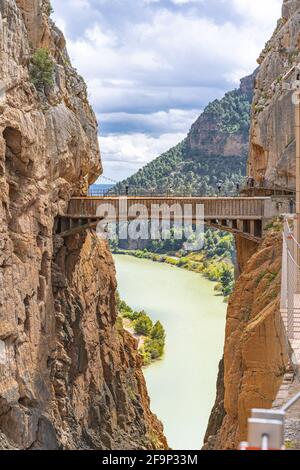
[[144, 338, 165, 360], [151, 321, 165, 341], [220, 267, 234, 295], [134, 314, 153, 336], [30, 48, 54, 90]]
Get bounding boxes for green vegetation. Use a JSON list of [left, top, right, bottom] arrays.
[[114, 82, 252, 196], [134, 314, 153, 336], [143, 321, 166, 363], [113, 228, 235, 300], [46, 1, 54, 15], [117, 296, 166, 366], [200, 88, 251, 137], [115, 141, 247, 196], [220, 267, 234, 297], [285, 440, 296, 450], [264, 217, 283, 232], [30, 48, 54, 90]]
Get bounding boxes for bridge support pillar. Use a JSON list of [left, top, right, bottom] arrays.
[[232, 220, 238, 230], [235, 234, 259, 276], [237, 220, 243, 232]]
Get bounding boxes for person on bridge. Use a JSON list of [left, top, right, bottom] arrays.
[[217, 181, 222, 195], [247, 176, 255, 189], [125, 185, 129, 196], [236, 182, 240, 194]]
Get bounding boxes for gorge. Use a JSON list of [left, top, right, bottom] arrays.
[[1, 0, 300, 453]]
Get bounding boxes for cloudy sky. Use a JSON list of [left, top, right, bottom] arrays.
[[52, 0, 282, 182]]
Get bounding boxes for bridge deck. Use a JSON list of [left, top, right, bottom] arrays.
[[67, 196, 277, 219], [56, 195, 290, 241]]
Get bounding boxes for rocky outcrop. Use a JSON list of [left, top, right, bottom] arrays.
[[186, 73, 255, 158], [249, 0, 300, 187], [204, 231, 289, 449], [50, 232, 166, 450], [0, 0, 166, 449]]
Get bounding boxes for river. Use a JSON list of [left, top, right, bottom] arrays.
[[113, 254, 226, 450]]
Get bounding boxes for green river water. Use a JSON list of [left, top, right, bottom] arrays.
[[113, 254, 226, 450]]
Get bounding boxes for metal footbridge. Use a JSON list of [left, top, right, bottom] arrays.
[[57, 195, 290, 242]]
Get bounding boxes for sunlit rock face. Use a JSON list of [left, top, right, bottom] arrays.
[[249, 0, 300, 187], [204, 231, 289, 449], [0, 0, 167, 450], [186, 73, 255, 159]]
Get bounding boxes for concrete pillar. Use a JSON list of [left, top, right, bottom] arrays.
[[250, 220, 255, 237]]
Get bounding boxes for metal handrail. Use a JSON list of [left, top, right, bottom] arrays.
[[281, 391, 300, 412]]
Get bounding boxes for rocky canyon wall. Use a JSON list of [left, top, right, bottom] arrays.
[[205, 230, 289, 449], [204, 0, 300, 449], [0, 0, 166, 449], [187, 72, 255, 159], [249, 0, 300, 187]]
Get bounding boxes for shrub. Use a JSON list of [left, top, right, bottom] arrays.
[[134, 313, 153, 336], [46, 2, 54, 15], [30, 48, 54, 90], [220, 266, 234, 295], [144, 338, 165, 360], [151, 321, 165, 341]]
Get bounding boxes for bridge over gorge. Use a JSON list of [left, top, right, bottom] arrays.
[[56, 195, 291, 241], [55, 191, 300, 446]]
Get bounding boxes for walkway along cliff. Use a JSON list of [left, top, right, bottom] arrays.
[[0, 0, 167, 450], [204, 0, 300, 450]]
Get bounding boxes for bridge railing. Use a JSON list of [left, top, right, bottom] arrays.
[[280, 218, 300, 370], [242, 218, 300, 450], [240, 180, 296, 196], [88, 187, 242, 198], [68, 196, 271, 220]]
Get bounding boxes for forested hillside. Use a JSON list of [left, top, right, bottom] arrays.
[[115, 73, 255, 195]]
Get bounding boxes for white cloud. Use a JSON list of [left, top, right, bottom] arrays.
[[52, 0, 283, 181], [171, 0, 203, 4], [98, 132, 185, 181], [231, 0, 282, 27], [66, 4, 282, 106], [99, 108, 201, 135]]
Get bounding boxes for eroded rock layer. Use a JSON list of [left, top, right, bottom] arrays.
[[0, 0, 166, 450], [249, 0, 300, 187], [205, 232, 289, 449]]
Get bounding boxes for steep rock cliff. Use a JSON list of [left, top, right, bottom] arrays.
[[249, 0, 300, 187], [0, 0, 166, 450], [205, 231, 289, 449], [187, 73, 254, 158]]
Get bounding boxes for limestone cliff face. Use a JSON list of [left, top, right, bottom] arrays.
[[249, 0, 300, 187], [205, 231, 289, 449], [186, 73, 255, 158], [0, 0, 166, 449]]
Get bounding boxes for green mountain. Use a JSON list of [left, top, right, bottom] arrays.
[[115, 73, 255, 196]]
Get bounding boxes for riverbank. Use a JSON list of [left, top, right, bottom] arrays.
[[113, 248, 233, 300], [117, 296, 166, 366]]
